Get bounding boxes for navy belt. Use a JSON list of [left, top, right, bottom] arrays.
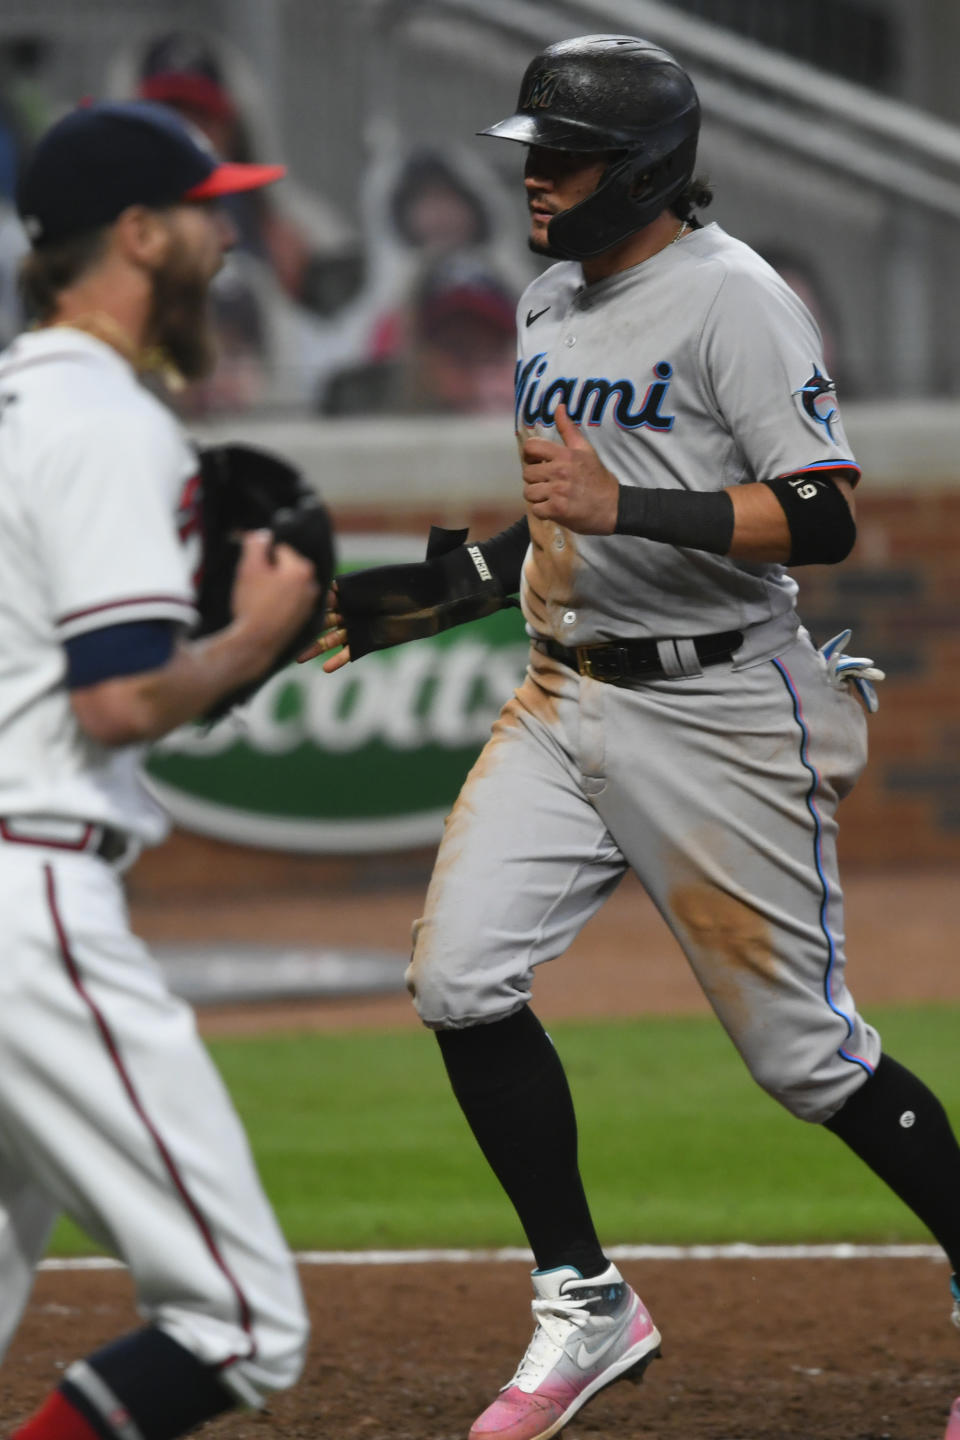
[[0, 818, 130, 863], [537, 629, 743, 684]]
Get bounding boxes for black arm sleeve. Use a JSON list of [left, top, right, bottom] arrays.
[[762, 474, 857, 565]]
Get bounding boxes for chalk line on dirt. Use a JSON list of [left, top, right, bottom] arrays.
[[39, 1243, 946, 1272]]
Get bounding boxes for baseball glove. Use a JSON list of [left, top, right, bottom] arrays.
[[195, 443, 335, 720]]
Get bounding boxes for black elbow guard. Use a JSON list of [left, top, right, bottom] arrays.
[[762, 474, 857, 566]]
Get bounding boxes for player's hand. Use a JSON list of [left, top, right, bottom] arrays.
[[231, 530, 319, 653], [296, 583, 351, 672], [521, 404, 619, 534]]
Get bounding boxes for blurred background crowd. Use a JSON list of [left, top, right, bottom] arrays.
[[0, 0, 952, 938], [0, 3, 533, 419], [0, 0, 958, 422]]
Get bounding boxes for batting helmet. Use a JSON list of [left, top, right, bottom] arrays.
[[480, 34, 700, 261]]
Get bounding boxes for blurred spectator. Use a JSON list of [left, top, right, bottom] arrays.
[[0, 101, 24, 207], [0, 37, 59, 161], [0, 36, 62, 348], [106, 28, 363, 414], [136, 31, 357, 314], [0, 209, 27, 349], [389, 150, 493, 255], [318, 141, 531, 414], [758, 244, 857, 396], [322, 255, 516, 416], [408, 257, 517, 412]]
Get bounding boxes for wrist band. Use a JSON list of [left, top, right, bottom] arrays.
[[615, 486, 735, 555]]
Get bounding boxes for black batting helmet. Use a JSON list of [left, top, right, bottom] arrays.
[[480, 34, 700, 261]]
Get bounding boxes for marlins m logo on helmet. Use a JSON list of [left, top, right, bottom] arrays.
[[522, 70, 561, 109]]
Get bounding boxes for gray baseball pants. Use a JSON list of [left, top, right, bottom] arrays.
[[408, 624, 880, 1123]]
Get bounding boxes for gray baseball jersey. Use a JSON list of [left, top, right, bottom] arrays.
[[408, 222, 880, 1121], [514, 223, 859, 643]]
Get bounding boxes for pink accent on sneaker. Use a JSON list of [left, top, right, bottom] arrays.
[[469, 1388, 565, 1440], [469, 1268, 661, 1440], [943, 1396, 960, 1440]]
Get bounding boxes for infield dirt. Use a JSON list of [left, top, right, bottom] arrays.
[[3, 865, 958, 1437], [4, 1257, 957, 1438]]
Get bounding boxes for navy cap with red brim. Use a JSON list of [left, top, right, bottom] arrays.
[[185, 160, 287, 200], [17, 99, 286, 247]]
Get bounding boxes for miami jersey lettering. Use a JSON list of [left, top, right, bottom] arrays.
[[512, 223, 859, 646]]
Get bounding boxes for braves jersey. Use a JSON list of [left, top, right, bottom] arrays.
[[515, 222, 860, 644], [0, 328, 199, 841]]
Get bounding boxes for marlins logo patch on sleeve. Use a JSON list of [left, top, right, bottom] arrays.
[[793, 365, 839, 443]]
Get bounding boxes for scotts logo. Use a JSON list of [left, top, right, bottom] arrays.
[[522, 70, 561, 110], [145, 536, 529, 853]]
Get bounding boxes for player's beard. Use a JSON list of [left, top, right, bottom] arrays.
[[145, 236, 218, 383], [528, 236, 565, 259], [528, 212, 566, 260]]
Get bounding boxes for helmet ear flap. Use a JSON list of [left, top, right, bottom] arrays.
[[546, 131, 699, 260]]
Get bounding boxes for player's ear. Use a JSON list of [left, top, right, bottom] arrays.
[[113, 205, 172, 270]]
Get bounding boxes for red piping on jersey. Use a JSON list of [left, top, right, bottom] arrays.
[[777, 460, 862, 479], [43, 863, 257, 1370], [0, 819, 94, 851], [56, 595, 195, 627]]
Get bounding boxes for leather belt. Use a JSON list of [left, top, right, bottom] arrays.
[[0, 818, 130, 863], [536, 629, 744, 684]]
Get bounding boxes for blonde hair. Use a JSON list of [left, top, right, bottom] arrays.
[[18, 229, 110, 322]]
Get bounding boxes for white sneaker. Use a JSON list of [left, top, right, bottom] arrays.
[[468, 1262, 661, 1440]]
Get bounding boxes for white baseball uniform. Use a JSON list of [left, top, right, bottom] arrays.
[[0, 327, 307, 1403], [409, 223, 880, 1123]]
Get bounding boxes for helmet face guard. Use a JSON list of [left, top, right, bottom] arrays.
[[480, 34, 701, 261], [548, 123, 699, 259]]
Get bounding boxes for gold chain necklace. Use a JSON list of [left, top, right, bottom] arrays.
[[49, 313, 185, 389]]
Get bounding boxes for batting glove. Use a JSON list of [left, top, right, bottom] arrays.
[[818, 628, 885, 714]]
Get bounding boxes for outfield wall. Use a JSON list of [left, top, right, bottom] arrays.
[[158, 404, 960, 877]]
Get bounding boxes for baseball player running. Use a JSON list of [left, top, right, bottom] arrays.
[[0, 103, 323, 1439], [307, 35, 960, 1440]]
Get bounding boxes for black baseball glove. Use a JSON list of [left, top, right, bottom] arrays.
[[195, 443, 335, 720]]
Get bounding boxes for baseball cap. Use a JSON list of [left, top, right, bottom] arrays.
[[137, 31, 237, 122], [16, 100, 285, 246], [417, 258, 516, 339]]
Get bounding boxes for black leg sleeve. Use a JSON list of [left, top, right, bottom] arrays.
[[437, 1006, 607, 1276], [824, 1053, 960, 1275]]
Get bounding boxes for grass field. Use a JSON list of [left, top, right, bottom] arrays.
[[52, 1004, 960, 1255]]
